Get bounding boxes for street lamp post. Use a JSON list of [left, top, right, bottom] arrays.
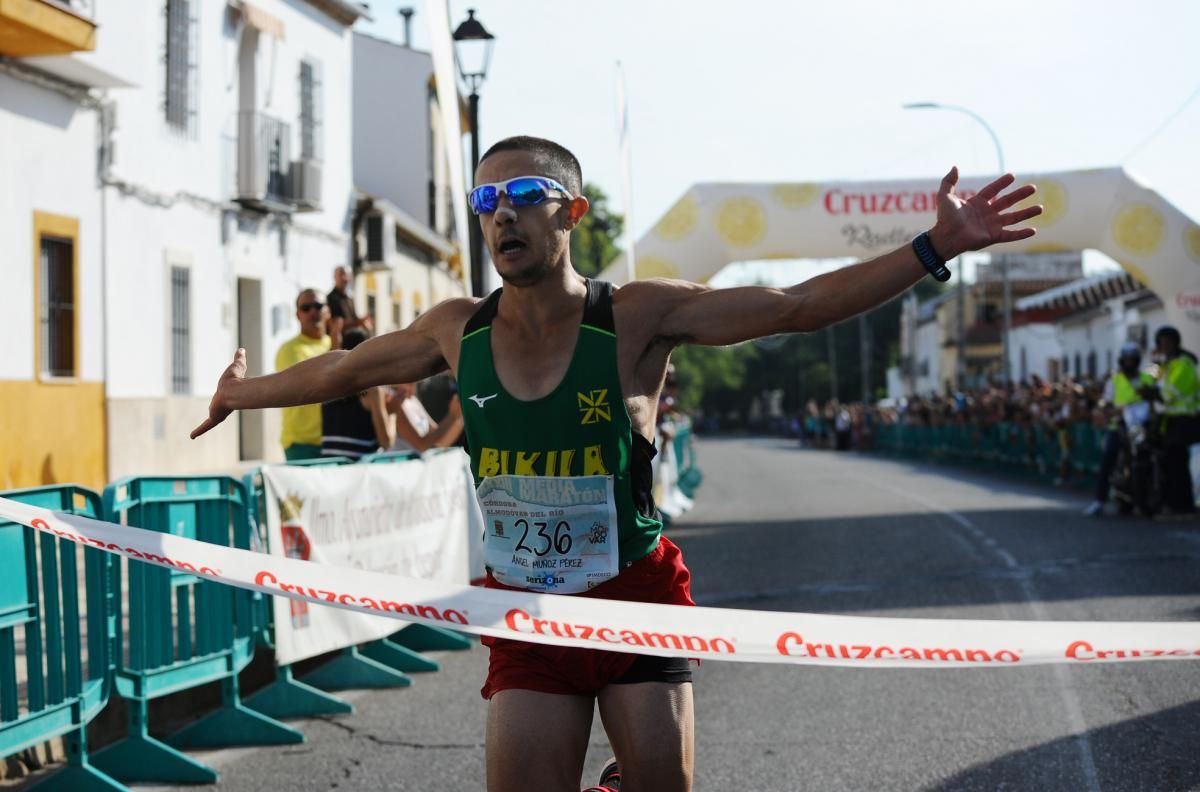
[[453, 9, 495, 297], [902, 102, 1007, 388]]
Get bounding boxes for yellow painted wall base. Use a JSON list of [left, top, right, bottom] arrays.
[[0, 380, 106, 491]]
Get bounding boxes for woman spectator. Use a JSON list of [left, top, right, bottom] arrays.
[[387, 382, 464, 453], [320, 329, 392, 459]]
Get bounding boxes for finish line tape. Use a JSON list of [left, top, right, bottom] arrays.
[[5, 495, 1200, 669]]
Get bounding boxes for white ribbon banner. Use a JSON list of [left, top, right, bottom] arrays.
[[4, 495, 1200, 668]]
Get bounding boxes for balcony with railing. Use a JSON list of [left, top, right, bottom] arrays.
[[229, 111, 291, 211], [0, 0, 96, 56], [224, 111, 323, 213]]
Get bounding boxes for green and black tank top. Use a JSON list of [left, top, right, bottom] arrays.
[[457, 278, 662, 568]]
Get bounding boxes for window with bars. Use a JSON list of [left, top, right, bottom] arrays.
[[170, 267, 191, 394], [39, 236, 75, 378], [299, 59, 324, 161], [164, 0, 197, 133]]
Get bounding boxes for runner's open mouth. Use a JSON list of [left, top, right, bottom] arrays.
[[499, 239, 526, 254]]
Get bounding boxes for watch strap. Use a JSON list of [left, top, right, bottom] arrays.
[[912, 231, 952, 282]]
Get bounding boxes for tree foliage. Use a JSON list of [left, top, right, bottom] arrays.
[[570, 183, 625, 278], [674, 277, 947, 420], [671, 343, 758, 412]]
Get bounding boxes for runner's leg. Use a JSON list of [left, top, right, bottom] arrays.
[[486, 689, 594, 792], [597, 681, 694, 792]]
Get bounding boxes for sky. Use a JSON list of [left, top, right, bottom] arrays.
[[360, 0, 1200, 286]]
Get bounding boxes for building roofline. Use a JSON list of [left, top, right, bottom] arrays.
[[352, 29, 431, 56], [356, 192, 456, 259], [301, 0, 370, 26], [1014, 270, 1143, 312]]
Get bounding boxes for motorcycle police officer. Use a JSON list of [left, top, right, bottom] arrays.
[[1153, 326, 1200, 515], [1085, 343, 1156, 516]]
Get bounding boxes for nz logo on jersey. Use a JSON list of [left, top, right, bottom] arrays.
[[577, 389, 612, 425]]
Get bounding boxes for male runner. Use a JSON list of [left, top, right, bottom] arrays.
[[192, 136, 1040, 791]]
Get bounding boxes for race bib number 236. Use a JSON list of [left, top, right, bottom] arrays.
[[478, 474, 619, 594]]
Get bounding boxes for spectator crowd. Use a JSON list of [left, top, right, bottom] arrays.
[[793, 328, 1199, 515]]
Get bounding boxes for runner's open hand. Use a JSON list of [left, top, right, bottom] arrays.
[[191, 348, 246, 439], [933, 167, 1041, 258]]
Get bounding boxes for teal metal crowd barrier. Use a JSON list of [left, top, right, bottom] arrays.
[[673, 425, 703, 499], [238, 464, 355, 721], [874, 421, 1106, 487], [0, 485, 122, 791], [91, 477, 301, 785]]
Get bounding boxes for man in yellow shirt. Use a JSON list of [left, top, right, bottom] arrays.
[[275, 289, 332, 460]]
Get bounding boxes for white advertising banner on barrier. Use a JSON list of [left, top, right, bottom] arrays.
[[260, 451, 483, 664]]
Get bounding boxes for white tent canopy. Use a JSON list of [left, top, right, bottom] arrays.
[[602, 167, 1200, 350]]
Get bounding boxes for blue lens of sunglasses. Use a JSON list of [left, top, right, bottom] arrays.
[[470, 178, 559, 214], [505, 178, 549, 206], [470, 184, 498, 214]]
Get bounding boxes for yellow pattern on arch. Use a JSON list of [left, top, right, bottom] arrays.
[[1112, 204, 1166, 257], [770, 183, 821, 209], [1016, 179, 1067, 228], [716, 197, 767, 247], [654, 195, 699, 241], [1184, 224, 1200, 264], [636, 257, 680, 280]]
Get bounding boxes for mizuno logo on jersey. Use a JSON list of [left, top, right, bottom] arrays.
[[469, 393, 498, 408]]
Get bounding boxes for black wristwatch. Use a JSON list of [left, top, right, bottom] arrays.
[[911, 231, 952, 282]]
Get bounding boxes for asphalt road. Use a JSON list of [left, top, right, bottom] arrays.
[[149, 437, 1200, 791]]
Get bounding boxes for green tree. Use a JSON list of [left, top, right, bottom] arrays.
[[671, 343, 757, 413], [570, 183, 624, 278], [674, 276, 947, 422]]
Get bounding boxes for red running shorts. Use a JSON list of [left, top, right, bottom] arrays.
[[480, 535, 695, 699]]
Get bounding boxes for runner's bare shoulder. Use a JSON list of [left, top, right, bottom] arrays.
[[613, 277, 708, 343], [412, 295, 488, 375]]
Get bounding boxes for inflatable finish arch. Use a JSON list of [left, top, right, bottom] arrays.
[[602, 167, 1200, 351]]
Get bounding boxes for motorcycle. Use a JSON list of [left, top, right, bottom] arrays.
[[1109, 400, 1164, 517]]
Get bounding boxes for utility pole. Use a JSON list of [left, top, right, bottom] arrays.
[[1001, 254, 1012, 384], [859, 313, 871, 403], [903, 103, 1004, 393], [827, 325, 839, 401], [905, 294, 918, 396], [956, 258, 966, 390]]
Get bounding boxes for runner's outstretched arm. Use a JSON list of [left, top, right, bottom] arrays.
[[651, 168, 1041, 347], [190, 298, 474, 439]]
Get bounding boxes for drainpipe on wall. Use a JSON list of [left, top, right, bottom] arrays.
[[98, 95, 116, 480]]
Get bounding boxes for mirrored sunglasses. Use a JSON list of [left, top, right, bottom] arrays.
[[469, 175, 573, 215]]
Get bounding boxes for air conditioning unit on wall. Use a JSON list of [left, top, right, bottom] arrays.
[[288, 159, 322, 211]]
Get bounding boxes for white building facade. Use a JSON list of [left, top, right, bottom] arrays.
[[102, 0, 365, 479], [1012, 273, 1167, 383], [2, 0, 368, 487], [350, 31, 469, 335], [2, 0, 112, 489]]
